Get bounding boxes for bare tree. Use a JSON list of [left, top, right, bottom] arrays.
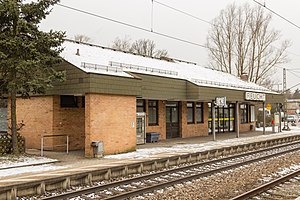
[[207, 3, 290, 85], [111, 36, 132, 52], [111, 37, 168, 58], [74, 34, 91, 43]]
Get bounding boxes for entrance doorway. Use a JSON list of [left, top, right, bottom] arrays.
[[166, 102, 180, 139], [208, 103, 235, 134], [136, 112, 146, 144]]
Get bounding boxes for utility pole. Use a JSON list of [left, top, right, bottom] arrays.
[[282, 68, 290, 130]]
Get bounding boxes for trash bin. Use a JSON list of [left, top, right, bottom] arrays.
[[91, 141, 103, 158], [146, 132, 160, 143], [250, 124, 254, 131]]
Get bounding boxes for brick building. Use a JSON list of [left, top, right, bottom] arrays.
[[13, 40, 283, 157]]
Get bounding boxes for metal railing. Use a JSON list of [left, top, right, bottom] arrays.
[[81, 62, 123, 73], [191, 78, 269, 91], [110, 61, 178, 76], [41, 134, 69, 156]]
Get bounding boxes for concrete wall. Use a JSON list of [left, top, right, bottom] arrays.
[[85, 93, 136, 157]]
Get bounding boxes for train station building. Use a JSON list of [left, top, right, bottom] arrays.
[[12, 39, 283, 157]]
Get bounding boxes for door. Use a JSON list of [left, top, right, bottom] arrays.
[[208, 103, 235, 134], [166, 102, 179, 139], [136, 112, 146, 144]]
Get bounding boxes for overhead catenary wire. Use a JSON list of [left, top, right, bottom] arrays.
[[57, 2, 296, 75], [286, 70, 300, 90], [57, 3, 208, 49], [253, 0, 300, 30], [153, 0, 214, 26], [152, 0, 300, 62], [151, 0, 154, 32]]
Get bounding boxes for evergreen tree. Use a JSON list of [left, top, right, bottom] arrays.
[[0, 0, 65, 154]]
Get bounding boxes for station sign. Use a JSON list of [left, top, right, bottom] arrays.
[[245, 92, 266, 102], [215, 96, 226, 107]]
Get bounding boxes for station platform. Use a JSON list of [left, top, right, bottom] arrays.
[[1, 127, 300, 198], [25, 127, 300, 169]]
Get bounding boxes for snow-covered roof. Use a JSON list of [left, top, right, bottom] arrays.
[[60, 40, 277, 94]]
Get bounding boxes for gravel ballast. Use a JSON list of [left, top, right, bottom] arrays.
[[135, 151, 300, 200]]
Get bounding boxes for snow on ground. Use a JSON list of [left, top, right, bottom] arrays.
[[0, 164, 67, 178], [0, 155, 66, 178], [0, 155, 57, 169], [1, 124, 300, 177], [105, 125, 300, 160]]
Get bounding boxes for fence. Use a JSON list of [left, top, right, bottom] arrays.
[[41, 134, 69, 156]]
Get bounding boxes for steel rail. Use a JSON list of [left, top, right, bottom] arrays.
[[231, 169, 300, 200], [41, 142, 300, 200]]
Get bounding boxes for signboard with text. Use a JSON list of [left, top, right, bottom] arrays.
[[245, 92, 266, 102], [215, 96, 226, 107]]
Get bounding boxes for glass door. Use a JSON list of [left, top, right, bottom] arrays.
[[166, 102, 179, 139], [208, 103, 235, 134]]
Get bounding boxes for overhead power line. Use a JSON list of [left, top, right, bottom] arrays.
[[253, 0, 300, 30], [286, 70, 300, 90], [153, 0, 300, 63], [57, 3, 208, 49], [153, 0, 214, 26], [57, 2, 296, 72]]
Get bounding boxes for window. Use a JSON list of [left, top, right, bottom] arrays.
[[196, 102, 203, 123], [148, 100, 158, 125], [136, 99, 145, 112], [250, 105, 255, 122], [81, 96, 85, 108], [240, 104, 248, 123], [187, 102, 194, 124], [60, 95, 78, 108]]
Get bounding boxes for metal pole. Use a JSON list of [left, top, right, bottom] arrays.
[[66, 135, 69, 154], [282, 68, 290, 131], [235, 101, 239, 138], [278, 103, 282, 132], [263, 102, 266, 134], [212, 101, 216, 141], [41, 136, 44, 156]]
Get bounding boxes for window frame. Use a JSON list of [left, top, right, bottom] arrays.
[[250, 105, 255, 122], [148, 100, 159, 126], [136, 99, 145, 113], [196, 102, 204, 123], [187, 102, 195, 124], [240, 104, 249, 124], [60, 95, 78, 108]]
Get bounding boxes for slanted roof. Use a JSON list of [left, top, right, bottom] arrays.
[[60, 40, 277, 94]]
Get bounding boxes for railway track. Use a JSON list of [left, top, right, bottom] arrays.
[[38, 141, 300, 200], [231, 169, 300, 200]]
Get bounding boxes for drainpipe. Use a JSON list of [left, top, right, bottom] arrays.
[[236, 101, 239, 138], [212, 100, 216, 141]]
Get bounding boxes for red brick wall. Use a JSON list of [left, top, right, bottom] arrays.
[[85, 93, 136, 157], [52, 96, 85, 150], [13, 96, 54, 149], [12, 96, 85, 151], [146, 100, 166, 140], [181, 102, 209, 138], [239, 104, 255, 133]]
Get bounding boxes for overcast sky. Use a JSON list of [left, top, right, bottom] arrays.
[[40, 0, 300, 90]]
